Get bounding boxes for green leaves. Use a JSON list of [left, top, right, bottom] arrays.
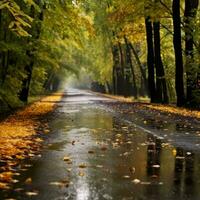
[[0, 0, 33, 36]]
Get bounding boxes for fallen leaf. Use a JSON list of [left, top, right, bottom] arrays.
[[78, 171, 85, 177], [0, 182, 10, 189], [11, 179, 19, 183], [88, 150, 95, 154], [101, 147, 107, 151], [25, 177, 32, 184], [49, 180, 69, 187], [63, 156, 71, 162], [96, 165, 103, 168], [116, 134, 122, 138], [4, 198, 16, 200], [132, 179, 141, 184], [78, 163, 87, 168], [172, 149, 177, 156], [123, 175, 130, 179], [25, 191, 39, 196], [152, 165, 160, 168], [44, 129, 50, 134], [14, 188, 24, 192], [129, 167, 136, 174], [140, 181, 151, 185], [0, 171, 13, 182]]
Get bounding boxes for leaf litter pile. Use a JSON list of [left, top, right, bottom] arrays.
[[0, 93, 63, 190]]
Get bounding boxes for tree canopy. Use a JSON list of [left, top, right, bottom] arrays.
[[0, 0, 200, 108]]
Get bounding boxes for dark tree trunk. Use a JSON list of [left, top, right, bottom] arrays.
[[129, 43, 148, 95], [0, 16, 10, 86], [184, 0, 199, 106], [153, 21, 169, 103], [172, 0, 185, 107], [116, 68, 124, 95], [1, 50, 9, 85], [124, 36, 137, 98], [117, 42, 125, 95], [118, 42, 125, 78], [0, 10, 2, 78], [112, 65, 116, 95], [111, 44, 120, 95], [145, 16, 156, 103], [19, 56, 34, 102], [19, 3, 45, 103]]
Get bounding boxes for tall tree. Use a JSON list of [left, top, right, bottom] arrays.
[[172, 0, 185, 107], [124, 36, 137, 98], [153, 20, 169, 103], [129, 43, 148, 95], [19, 2, 45, 102], [145, 16, 156, 103], [184, 0, 199, 106]]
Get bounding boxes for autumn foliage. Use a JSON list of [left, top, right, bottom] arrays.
[[0, 93, 63, 189]]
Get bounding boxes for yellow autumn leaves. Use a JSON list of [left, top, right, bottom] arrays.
[[0, 92, 63, 189]]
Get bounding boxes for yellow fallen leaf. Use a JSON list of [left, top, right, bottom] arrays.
[[63, 156, 71, 162], [25, 177, 32, 184], [0, 171, 13, 182], [172, 149, 177, 156], [0, 182, 10, 189], [78, 171, 85, 177], [78, 163, 87, 168]]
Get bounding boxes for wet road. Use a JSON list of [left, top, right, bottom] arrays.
[[1, 89, 200, 200]]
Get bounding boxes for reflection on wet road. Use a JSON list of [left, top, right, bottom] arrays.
[[1, 89, 200, 200]]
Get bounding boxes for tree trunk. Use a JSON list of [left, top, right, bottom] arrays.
[[117, 42, 125, 95], [19, 3, 44, 102], [111, 44, 120, 95], [129, 43, 148, 95], [124, 36, 137, 98], [172, 0, 185, 107], [112, 65, 116, 95], [0, 15, 10, 86], [184, 0, 199, 106], [145, 16, 156, 103], [153, 21, 169, 103], [19, 57, 34, 102], [0, 10, 2, 80]]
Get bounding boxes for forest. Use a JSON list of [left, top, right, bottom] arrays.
[[0, 0, 200, 109], [1, 1, 200, 199]]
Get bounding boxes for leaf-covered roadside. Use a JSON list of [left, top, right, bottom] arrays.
[[98, 92, 200, 122], [0, 92, 63, 189]]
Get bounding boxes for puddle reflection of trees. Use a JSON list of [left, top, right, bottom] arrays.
[[146, 135, 161, 177], [145, 133, 200, 199], [174, 147, 195, 198]]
